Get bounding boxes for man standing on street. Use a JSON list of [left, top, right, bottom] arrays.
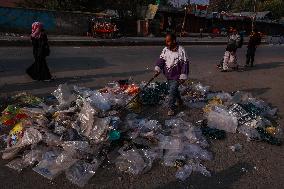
[[246, 28, 261, 67]]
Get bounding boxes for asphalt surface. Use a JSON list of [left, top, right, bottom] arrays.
[[0, 45, 284, 189]]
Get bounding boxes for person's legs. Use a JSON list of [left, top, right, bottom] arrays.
[[168, 80, 179, 115], [246, 48, 251, 66], [222, 51, 230, 71], [230, 51, 238, 69], [250, 48, 256, 67]]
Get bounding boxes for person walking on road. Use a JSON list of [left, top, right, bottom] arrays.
[[245, 28, 261, 67], [154, 33, 189, 116], [26, 22, 52, 81]]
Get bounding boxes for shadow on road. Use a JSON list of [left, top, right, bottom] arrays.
[[245, 62, 284, 71], [241, 87, 271, 96], [155, 162, 254, 189], [0, 57, 112, 77]]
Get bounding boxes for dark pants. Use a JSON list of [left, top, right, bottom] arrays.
[[246, 47, 256, 66], [168, 80, 182, 110]]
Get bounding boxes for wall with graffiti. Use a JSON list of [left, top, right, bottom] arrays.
[[0, 6, 92, 35]]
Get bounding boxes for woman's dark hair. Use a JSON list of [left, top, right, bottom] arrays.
[[166, 33, 176, 41]]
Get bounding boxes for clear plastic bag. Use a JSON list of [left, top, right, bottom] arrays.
[[33, 150, 77, 180], [207, 106, 238, 133], [115, 148, 146, 175], [65, 159, 100, 187], [78, 101, 96, 137], [175, 164, 193, 181], [158, 136, 183, 150], [52, 84, 77, 109], [87, 91, 111, 112]]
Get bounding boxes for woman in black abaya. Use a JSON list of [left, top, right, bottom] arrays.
[[26, 22, 52, 81]]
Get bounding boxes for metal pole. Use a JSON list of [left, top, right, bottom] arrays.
[[252, 0, 256, 32]]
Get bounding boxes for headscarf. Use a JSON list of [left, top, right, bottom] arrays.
[[31, 22, 43, 39]]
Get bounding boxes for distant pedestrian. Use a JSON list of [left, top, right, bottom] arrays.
[[199, 28, 203, 38], [219, 29, 241, 71], [154, 33, 189, 116], [245, 29, 261, 67], [26, 22, 52, 81]]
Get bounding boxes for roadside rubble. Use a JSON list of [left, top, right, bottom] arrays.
[[0, 80, 282, 187]]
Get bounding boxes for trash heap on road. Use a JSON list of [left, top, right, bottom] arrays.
[[0, 80, 282, 187]]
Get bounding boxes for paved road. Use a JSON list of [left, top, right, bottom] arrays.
[[0, 45, 284, 189]]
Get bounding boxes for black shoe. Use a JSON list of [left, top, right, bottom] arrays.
[[221, 69, 228, 72], [244, 64, 250, 67]]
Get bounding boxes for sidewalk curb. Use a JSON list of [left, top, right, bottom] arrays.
[[0, 40, 267, 47]]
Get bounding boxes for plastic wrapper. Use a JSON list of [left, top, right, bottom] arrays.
[[52, 84, 77, 108], [175, 164, 193, 181], [65, 159, 100, 187], [33, 150, 78, 180], [78, 101, 96, 137], [207, 106, 238, 133], [12, 92, 43, 106], [116, 148, 146, 175], [207, 92, 233, 103], [193, 83, 210, 95], [4, 127, 42, 153], [87, 91, 111, 112]]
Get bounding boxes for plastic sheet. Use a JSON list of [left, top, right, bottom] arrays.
[[33, 150, 77, 180], [66, 159, 100, 187], [175, 164, 193, 181], [116, 148, 146, 175], [207, 106, 238, 133]]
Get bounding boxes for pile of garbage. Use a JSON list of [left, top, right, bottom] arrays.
[[0, 80, 282, 187]]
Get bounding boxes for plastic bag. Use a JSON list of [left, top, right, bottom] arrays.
[[191, 162, 211, 177], [65, 159, 100, 187], [52, 84, 77, 108], [116, 148, 146, 175], [175, 164, 193, 181], [78, 101, 95, 137], [6, 148, 45, 172], [158, 136, 183, 150], [193, 83, 210, 95], [33, 150, 77, 180], [87, 91, 111, 112], [88, 117, 110, 142], [237, 125, 261, 141], [207, 106, 238, 133]]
